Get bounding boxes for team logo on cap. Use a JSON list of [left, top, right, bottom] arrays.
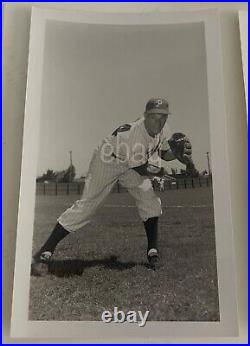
[[155, 99, 163, 106]]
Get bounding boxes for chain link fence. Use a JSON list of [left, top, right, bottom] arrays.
[[36, 176, 212, 195]]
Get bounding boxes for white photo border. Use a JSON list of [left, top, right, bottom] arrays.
[[11, 8, 238, 339]]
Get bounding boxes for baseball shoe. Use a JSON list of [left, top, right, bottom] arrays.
[[31, 250, 52, 276], [147, 248, 159, 270]]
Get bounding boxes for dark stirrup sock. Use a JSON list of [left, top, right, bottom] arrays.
[[143, 217, 158, 252], [40, 222, 70, 254]]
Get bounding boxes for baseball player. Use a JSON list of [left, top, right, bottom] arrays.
[[32, 98, 195, 275]]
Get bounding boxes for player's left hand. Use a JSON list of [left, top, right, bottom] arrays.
[[168, 132, 192, 165]]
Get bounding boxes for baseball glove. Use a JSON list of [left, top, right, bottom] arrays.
[[168, 132, 199, 176]]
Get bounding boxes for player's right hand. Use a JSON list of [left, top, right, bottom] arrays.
[[146, 165, 166, 177]]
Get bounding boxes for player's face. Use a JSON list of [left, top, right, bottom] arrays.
[[144, 113, 168, 137]]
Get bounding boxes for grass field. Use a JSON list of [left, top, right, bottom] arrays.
[[29, 187, 219, 322]]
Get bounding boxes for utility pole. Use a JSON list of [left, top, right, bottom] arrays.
[[206, 152, 211, 175], [69, 150, 72, 166], [69, 150, 72, 182]]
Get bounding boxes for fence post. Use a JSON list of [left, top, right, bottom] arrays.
[[43, 183, 46, 195], [55, 183, 57, 195], [184, 179, 187, 189], [191, 179, 194, 188], [67, 183, 69, 195], [199, 178, 202, 187]]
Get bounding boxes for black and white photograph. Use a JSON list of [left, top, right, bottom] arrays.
[[30, 19, 219, 323], [10, 8, 240, 339]]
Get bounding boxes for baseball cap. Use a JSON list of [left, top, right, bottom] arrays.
[[145, 98, 171, 115]]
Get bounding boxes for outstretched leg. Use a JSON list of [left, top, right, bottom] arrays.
[[31, 151, 125, 275]]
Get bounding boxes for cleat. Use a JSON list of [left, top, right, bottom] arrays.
[[147, 248, 159, 270], [31, 251, 52, 276]]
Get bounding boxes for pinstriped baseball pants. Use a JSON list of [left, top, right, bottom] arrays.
[[58, 149, 162, 232]]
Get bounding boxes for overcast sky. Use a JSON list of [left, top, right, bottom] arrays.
[[38, 20, 210, 177]]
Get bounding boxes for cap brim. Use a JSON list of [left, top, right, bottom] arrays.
[[145, 109, 171, 115]]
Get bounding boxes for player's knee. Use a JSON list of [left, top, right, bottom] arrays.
[[150, 197, 162, 217], [139, 196, 162, 221], [138, 179, 152, 192], [155, 197, 162, 216]]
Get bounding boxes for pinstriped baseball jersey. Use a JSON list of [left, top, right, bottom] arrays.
[[100, 117, 171, 168], [58, 117, 171, 232]]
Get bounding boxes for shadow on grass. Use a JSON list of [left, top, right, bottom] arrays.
[[47, 255, 149, 277]]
